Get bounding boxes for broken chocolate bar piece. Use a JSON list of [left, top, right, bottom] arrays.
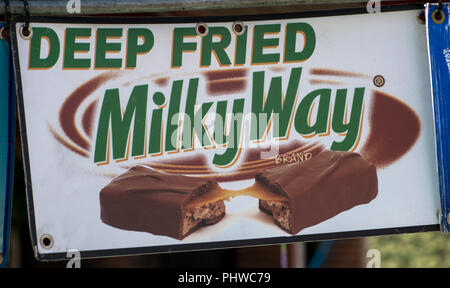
[[256, 151, 378, 234], [100, 166, 225, 240]]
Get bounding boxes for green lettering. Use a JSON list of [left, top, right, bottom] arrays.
[[182, 78, 214, 149], [214, 101, 228, 145], [284, 22, 316, 62], [64, 28, 91, 69], [252, 24, 280, 64], [94, 85, 148, 163], [294, 89, 331, 136], [29, 27, 60, 69], [126, 28, 154, 68], [212, 98, 245, 167], [200, 27, 231, 66], [149, 92, 165, 154], [165, 80, 183, 152], [234, 26, 248, 65], [330, 88, 365, 151], [172, 27, 197, 68], [251, 67, 302, 141], [95, 28, 123, 69]]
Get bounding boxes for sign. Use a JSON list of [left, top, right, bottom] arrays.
[[426, 3, 450, 233], [11, 6, 441, 261], [0, 22, 14, 267]]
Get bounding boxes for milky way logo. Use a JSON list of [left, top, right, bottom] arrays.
[[49, 67, 421, 180]]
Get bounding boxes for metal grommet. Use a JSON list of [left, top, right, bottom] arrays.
[[373, 75, 385, 87], [416, 10, 426, 25], [40, 234, 54, 249], [432, 9, 445, 25], [232, 21, 245, 36], [20, 0, 32, 39], [0, 26, 10, 41], [19, 24, 33, 40], [195, 23, 208, 37]]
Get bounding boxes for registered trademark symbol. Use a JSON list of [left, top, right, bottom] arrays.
[[373, 75, 385, 87]]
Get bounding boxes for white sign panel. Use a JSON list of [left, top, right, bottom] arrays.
[[12, 7, 440, 260]]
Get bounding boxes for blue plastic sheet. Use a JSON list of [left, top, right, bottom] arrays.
[[0, 23, 14, 268], [427, 3, 450, 233]]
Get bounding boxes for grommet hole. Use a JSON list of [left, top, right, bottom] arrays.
[[19, 24, 33, 40], [196, 23, 208, 37], [432, 9, 445, 24], [232, 22, 245, 36], [40, 234, 54, 249]]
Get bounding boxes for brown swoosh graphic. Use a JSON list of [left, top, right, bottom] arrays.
[[81, 100, 98, 138], [59, 71, 121, 152], [203, 68, 248, 96], [310, 68, 370, 78], [360, 90, 421, 168]]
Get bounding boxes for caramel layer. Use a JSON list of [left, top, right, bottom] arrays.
[[185, 182, 287, 209]]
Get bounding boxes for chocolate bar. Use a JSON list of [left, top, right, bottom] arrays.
[[255, 151, 378, 234], [100, 166, 225, 240]]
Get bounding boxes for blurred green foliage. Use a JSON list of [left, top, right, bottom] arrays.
[[367, 232, 450, 268]]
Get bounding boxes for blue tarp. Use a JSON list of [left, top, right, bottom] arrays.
[[427, 3, 450, 233], [0, 23, 14, 268]]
